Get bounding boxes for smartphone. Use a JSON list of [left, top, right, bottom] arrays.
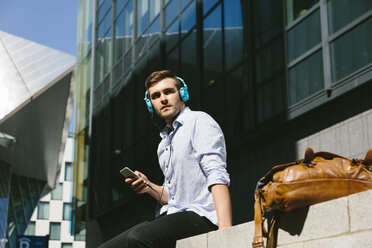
[[120, 167, 140, 179]]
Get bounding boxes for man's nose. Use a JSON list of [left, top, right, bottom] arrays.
[[160, 94, 168, 103]]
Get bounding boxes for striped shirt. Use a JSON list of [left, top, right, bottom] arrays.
[[158, 107, 230, 226]]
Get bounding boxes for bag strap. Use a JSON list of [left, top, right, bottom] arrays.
[[252, 193, 265, 248]]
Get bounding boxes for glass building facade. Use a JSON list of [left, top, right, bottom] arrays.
[[74, 0, 372, 246], [0, 30, 75, 248]]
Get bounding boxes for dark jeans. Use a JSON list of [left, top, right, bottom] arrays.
[[98, 211, 217, 248]]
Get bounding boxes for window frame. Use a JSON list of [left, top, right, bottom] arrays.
[[284, 0, 372, 119]]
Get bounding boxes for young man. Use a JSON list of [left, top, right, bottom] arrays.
[[99, 70, 231, 248]]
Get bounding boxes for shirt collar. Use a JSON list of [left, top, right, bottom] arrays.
[[160, 107, 191, 138]]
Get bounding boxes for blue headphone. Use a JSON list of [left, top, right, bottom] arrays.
[[144, 76, 189, 113]]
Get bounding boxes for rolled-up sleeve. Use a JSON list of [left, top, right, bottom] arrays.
[[192, 113, 230, 190]]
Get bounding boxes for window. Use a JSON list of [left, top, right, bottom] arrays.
[[181, 29, 197, 90], [287, 10, 321, 63], [24, 222, 35, 236], [51, 183, 63, 200], [286, 0, 318, 24], [37, 202, 49, 220], [74, 228, 86, 241], [65, 162, 73, 181], [61, 244, 73, 248], [123, 0, 134, 54], [203, 4, 222, 87], [288, 50, 324, 105], [284, 0, 372, 116], [137, 0, 149, 35], [181, 1, 196, 36], [63, 203, 72, 221], [328, 0, 372, 34], [114, 12, 124, 62], [286, 2, 323, 107], [49, 222, 61, 240], [166, 0, 178, 26], [330, 17, 372, 81], [224, 0, 243, 71], [166, 19, 179, 52], [203, 0, 218, 16]]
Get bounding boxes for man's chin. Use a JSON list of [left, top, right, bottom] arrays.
[[159, 110, 177, 120]]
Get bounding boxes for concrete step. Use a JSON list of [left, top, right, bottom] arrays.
[[176, 189, 372, 248]]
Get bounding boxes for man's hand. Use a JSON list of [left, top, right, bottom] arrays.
[[125, 171, 151, 194], [125, 171, 169, 204]]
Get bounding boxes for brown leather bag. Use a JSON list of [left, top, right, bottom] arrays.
[[252, 148, 372, 248]]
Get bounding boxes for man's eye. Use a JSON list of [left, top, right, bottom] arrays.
[[164, 90, 175, 95], [151, 94, 160, 99]]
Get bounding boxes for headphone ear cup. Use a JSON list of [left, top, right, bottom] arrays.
[[145, 98, 154, 112], [179, 86, 189, 102]]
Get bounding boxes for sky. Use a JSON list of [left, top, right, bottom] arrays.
[[0, 0, 79, 56]]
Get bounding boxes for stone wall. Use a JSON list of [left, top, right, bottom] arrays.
[[176, 189, 372, 248]]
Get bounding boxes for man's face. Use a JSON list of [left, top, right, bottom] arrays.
[[148, 77, 185, 123]]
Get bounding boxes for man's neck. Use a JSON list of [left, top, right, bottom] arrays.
[[166, 119, 174, 131]]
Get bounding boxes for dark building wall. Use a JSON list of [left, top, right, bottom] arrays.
[[81, 0, 372, 246]]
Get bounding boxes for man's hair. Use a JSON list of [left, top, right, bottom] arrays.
[[145, 70, 182, 90]]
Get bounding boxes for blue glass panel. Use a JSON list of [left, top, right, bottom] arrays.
[[98, 22, 104, 39], [166, 19, 179, 52], [203, 4, 222, 86], [98, 3, 106, 23], [204, 4, 221, 29], [224, 0, 242, 28], [181, 0, 196, 35], [124, 0, 133, 53], [149, 0, 161, 21], [105, 0, 112, 13], [181, 0, 191, 9], [148, 16, 161, 45], [104, 8, 112, 36], [115, 12, 124, 62], [166, 0, 179, 26], [203, 0, 219, 15], [116, 0, 125, 16], [137, 0, 149, 35], [224, 0, 243, 70]]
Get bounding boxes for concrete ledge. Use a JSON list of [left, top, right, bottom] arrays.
[[176, 189, 372, 248], [176, 222, 255, 248]]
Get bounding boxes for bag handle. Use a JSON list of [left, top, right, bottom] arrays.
[[365, 149, 372, 166], [303, 147, 314, 163]]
